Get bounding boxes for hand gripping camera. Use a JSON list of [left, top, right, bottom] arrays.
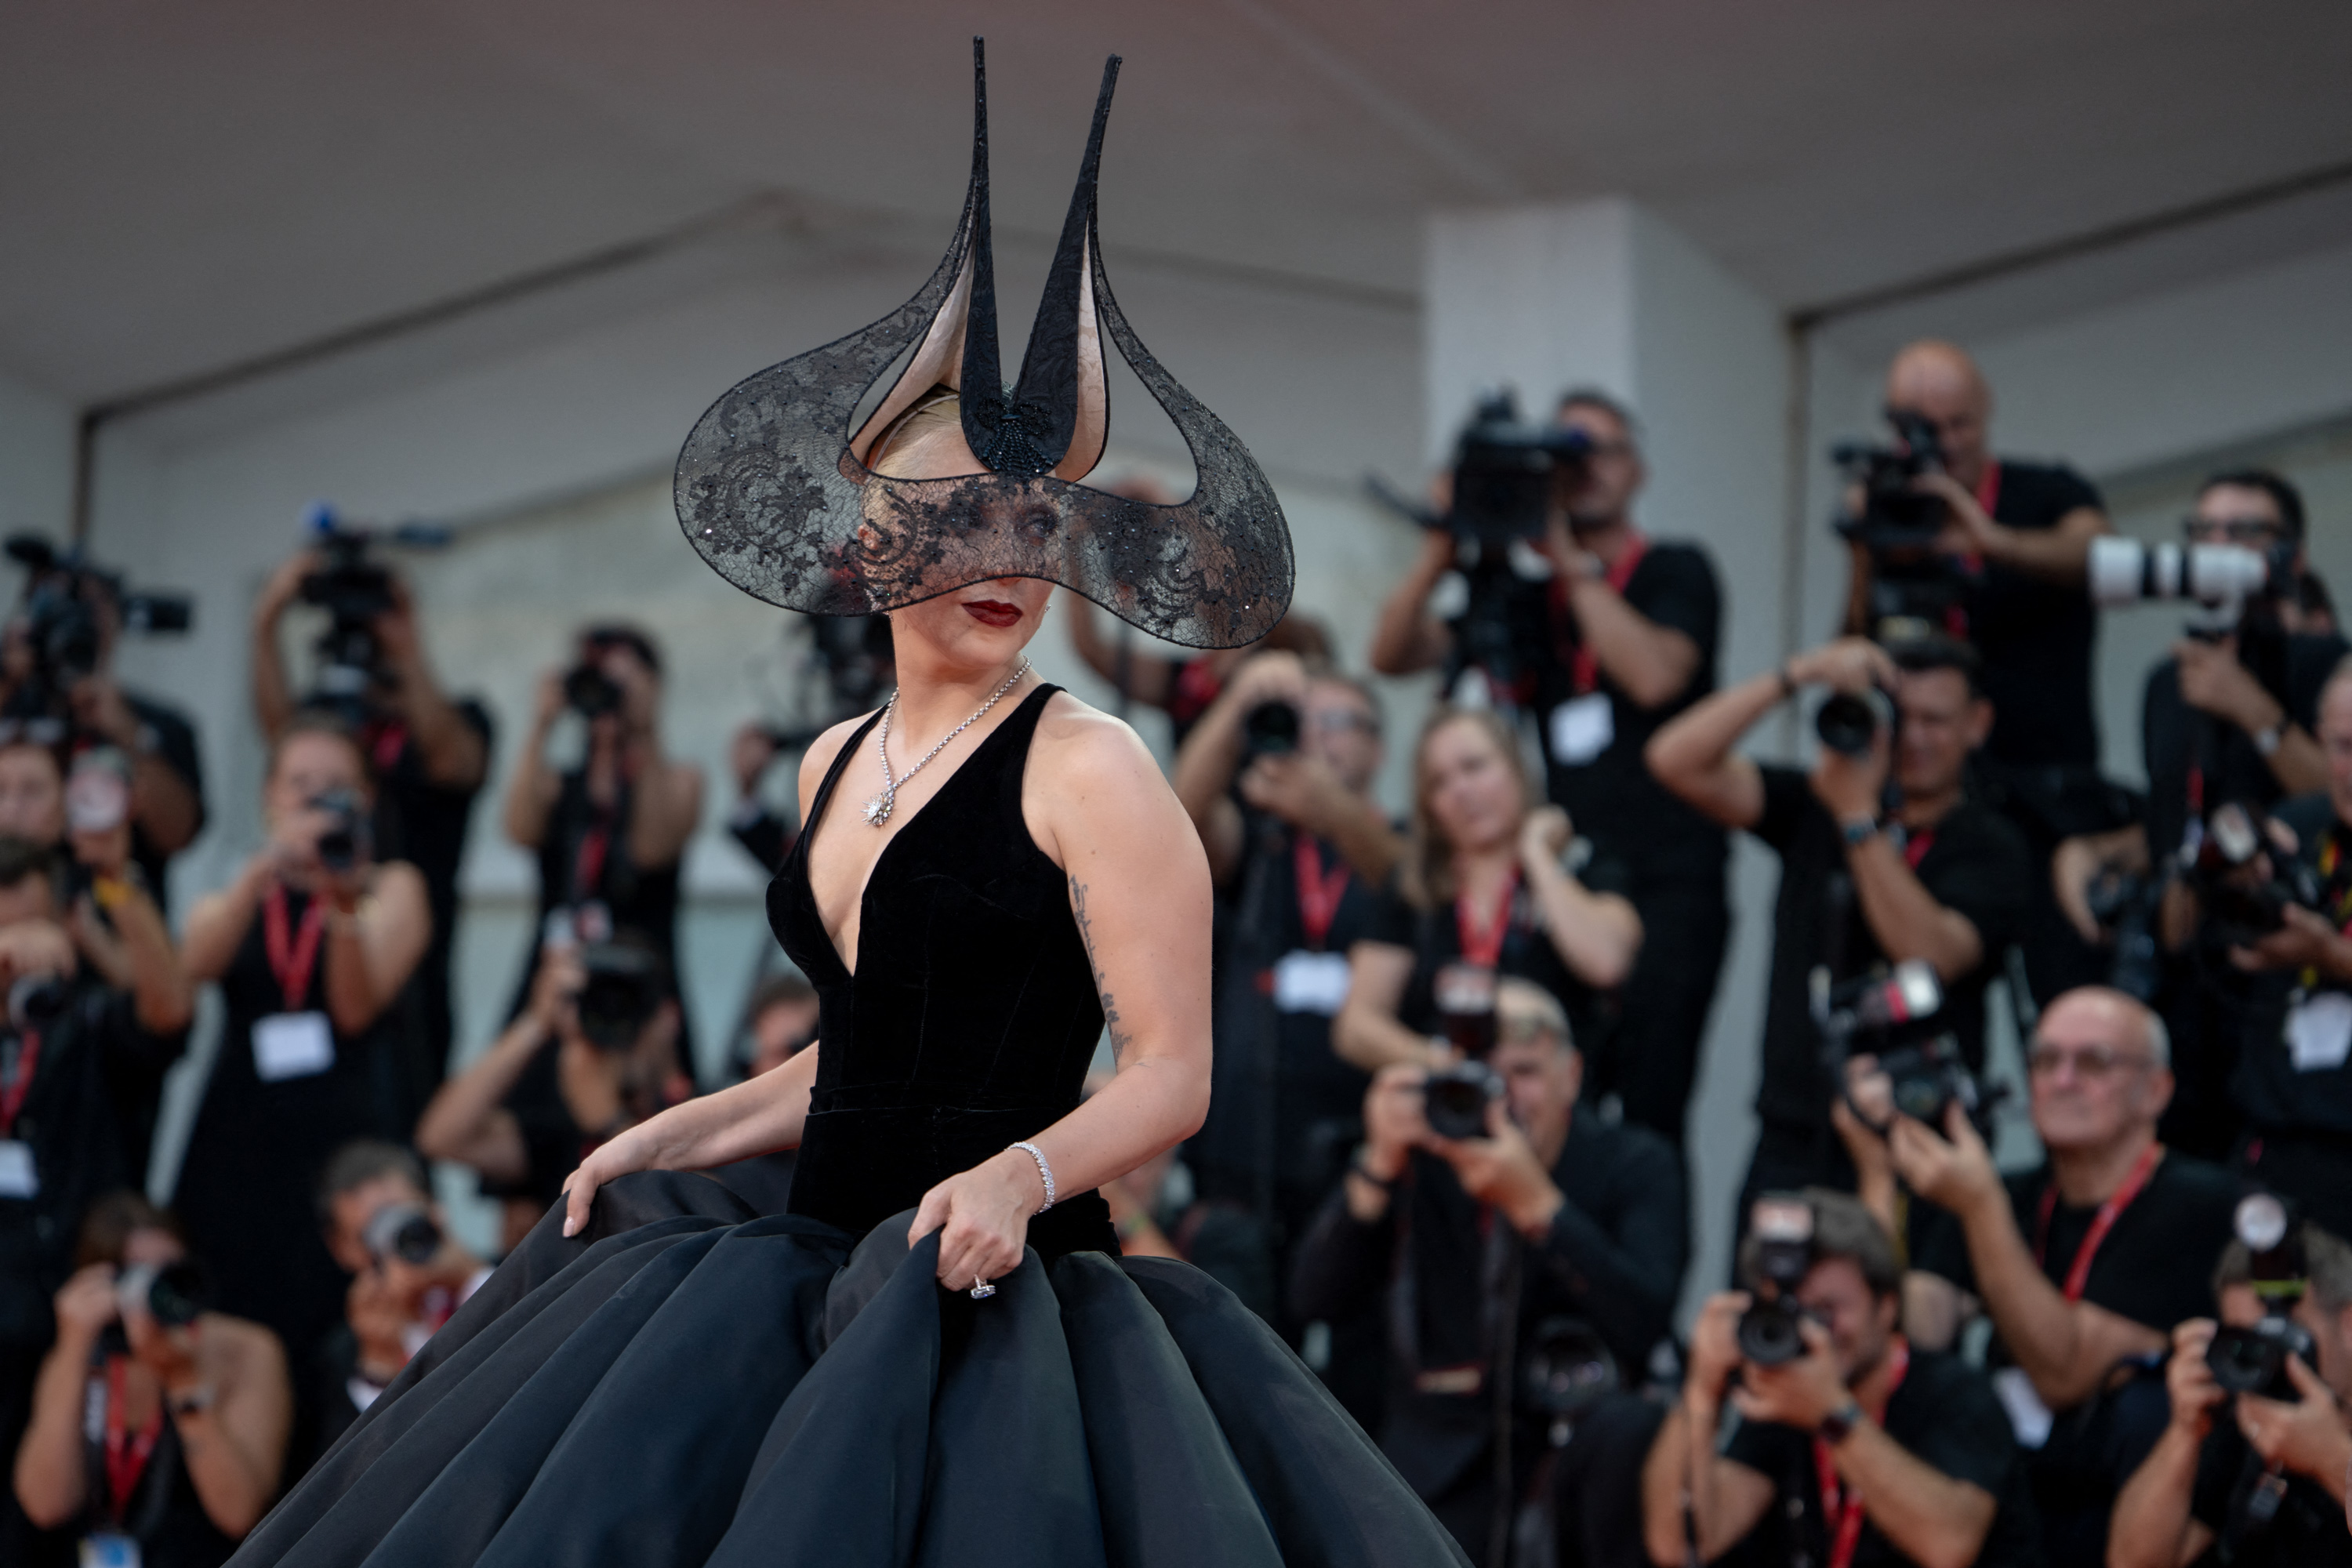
[[1816, 960, 2000, 1138], [2208, 1193, 2318, 1403]]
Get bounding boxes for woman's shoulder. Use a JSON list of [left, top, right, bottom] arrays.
[[794, 710, 882, 812], [1030, 689, 1164, 792]]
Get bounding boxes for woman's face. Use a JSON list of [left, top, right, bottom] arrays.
[[1421, 717, 1525, 857], [869, 419, 1054, 671], [266, 731, 365, 832], [0, 746, 64, 844]]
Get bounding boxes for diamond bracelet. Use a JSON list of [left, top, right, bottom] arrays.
[[1009, 1141, 1056, 1214]]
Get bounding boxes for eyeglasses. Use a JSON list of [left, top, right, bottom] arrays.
[[1308, 710, 1380, 737], [2183, 517, 2283, 546], [2025, 1043, 2153, 1080]]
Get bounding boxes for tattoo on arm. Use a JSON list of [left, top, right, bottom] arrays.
[[1069, 875, 1134, 1061]]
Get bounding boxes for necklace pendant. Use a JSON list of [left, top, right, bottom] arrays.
[[862, 793, 892, 827]]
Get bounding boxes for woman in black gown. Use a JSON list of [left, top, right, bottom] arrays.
[[225, 43, 1468, 1567]]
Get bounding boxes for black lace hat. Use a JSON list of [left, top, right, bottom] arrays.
[[676, 40, 1293, 650]]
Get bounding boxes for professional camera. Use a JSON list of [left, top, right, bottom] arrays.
[[751, 615, 897, 754], [296, 506, 451, 724], [2188, 800, 2321, 946], [115, 1258, 208, 1330], [1738, 1195, 1817, 1367], [2083, 866, 2162, 1003], [1816, 961, 2000, 1136], [1830, 411, 1977, 644], [2088, 536, 2276, 637], [1520, 1316, 1619, 1440], [563, 662, 622, 720], [574, 942, 670, 1051], [361, 1202, 445, 1269], [308, 787, 372, 874], [2, 534, 192, 733], [1240, 700, 1300, 762], [1816, 686, 1896, 759], [2209, 1193, 2318, 1401], [1444, 391, 1593, 546]]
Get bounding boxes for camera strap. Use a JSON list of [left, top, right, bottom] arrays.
[[0, 1027, 38, 1138], [1896, 824, 1935, 871], [1454, 869, 1519, 971], [1555, 532, 1649, 695], [359, 717, 409, 775], [262, 884, 328, 1014], [1292, 837, 1350, 951], [100, 1355, 162, 1529], [2033, 1142, 2161, 1301], [1813, 1337, 1910, 1568]]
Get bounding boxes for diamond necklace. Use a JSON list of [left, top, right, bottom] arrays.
[[862, 659, 1033, 827]]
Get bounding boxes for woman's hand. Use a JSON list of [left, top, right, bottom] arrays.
[[909, 1149, 1042, 1291], [1519, 804, 1573, 869], [558, 1122, 662, 1238]]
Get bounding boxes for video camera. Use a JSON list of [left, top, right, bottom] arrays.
[[1738, 1195, 1818, 1366], [1, 534, 193, 735], [574, 942, 671, 1051], [2209, 1193, 2318, 1402], [361, 1202, 445, 1269], [2187, 800, 2321, 947], [297, 505, 452, 724], [1831, 410, 1978, 644], [1815, 960, 2002, 1137]]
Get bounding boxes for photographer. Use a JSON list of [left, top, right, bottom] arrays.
[[2111, 1219, 2352, 1566], [1370, 391, 1728, 1147], [0, 836, 191, 1562], [2214, 657, 2352, 1240], [1871, 987, 2238, 1561], [309, 1142, 486, 1462], [173, 715, 431, 1369], [1334, 708, 1640, 1078], [416, 937, 691, 1253], [1293, 978, 1684, 1567], [502, 625, 702, 1032], [13, 1192, 290, 1563], [1646, 636, 2030, 1203], [1843, 340, 2111, 771], [2055, 473, 2348, 1158], [0, 555, 205, 897], [253, 545, 494, 1112], [1640, 1190, 2039, 1568]]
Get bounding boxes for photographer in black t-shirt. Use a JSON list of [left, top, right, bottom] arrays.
[[1169, 652, 1399, 1342], [2112, 1221, 2352, 1567], [1646, 634, 2031, 1205], [1641, 1189, 2040, 1568], [1294, 978, 1682, 1567], [2053, 471, 2347, 1159], [2216, 661, 2352, 1243], [1864, 985, 2239, 1563], [254, 548, 493, 1123], [1370, 391, 1728, 1149]]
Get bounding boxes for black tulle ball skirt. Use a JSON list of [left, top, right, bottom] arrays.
[[228, 1171, 1468, 1567]]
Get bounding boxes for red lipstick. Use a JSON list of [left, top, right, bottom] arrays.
[[964, 600, 1022, 628]]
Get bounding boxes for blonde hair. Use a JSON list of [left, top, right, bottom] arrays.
[[867, 387, 965, 480], [1400, 706, 1533, 909]]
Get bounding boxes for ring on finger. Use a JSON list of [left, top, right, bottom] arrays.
[[969, 1273, 996, 1301]]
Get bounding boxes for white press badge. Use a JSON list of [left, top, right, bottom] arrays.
[[2287, 991, 2352, 1073], [0, 1139, 37, 1199], [1272, 950, 1352, 1016], [81, 1533, 141, 1568], [1991, 1366, 2055, 1449], [1547, 694, 1614, 767], [252, 1011, 336, 1083]]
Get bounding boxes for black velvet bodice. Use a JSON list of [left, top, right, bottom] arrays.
[[770, 684, 1116, 1254]]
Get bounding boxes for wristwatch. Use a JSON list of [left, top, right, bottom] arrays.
[[167, 1384, 216, 1418], [1816, 1399, 1864, 1445], [1840, 816, 1880, 850]]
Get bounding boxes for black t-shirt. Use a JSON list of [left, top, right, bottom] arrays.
[[1749, 766, 2031, 1129], [2192, 1420, 2352, 1566], [1195, 828, 1382, 1200], [1911, 1150, 2240, 1336], [2229, 793, 2352, 1137], [1722, 1348, 2044, 1567], [368, 701, 494, 1062], [1359, 851, 1629, 1062], [1530, 540, 1730, 884], [1962, 459, 2105, 769], [125, 691, 205, 901], [2142, 630, 2349, 870], [0, 978, 181, 1350]]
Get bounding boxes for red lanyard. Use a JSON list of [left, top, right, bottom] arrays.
[[1293, 837, 1350, 951], [2034, 1142, 2161, 1301], [0, 1029, 38, 1139], [1454, 869, 1519, 970], [361, 718, 408, 775], [1563, 533, 1650, 695], [1814, 1338, 1911, 1568], [262, 883, 328, 1014], [102, 1355, 162, 1526], [1900, 826, 1934, 872]]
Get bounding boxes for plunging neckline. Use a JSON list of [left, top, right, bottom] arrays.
[[800, 682, 1048, 979]]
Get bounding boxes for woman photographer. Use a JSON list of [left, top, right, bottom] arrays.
[[499, 625, 702, 1025], [13, 1193, 289, 1564], [173, 714, 430, 1368], [1335, 706, 1641, 1073]]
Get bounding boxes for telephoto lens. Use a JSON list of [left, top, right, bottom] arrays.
[[1814, 688, 1893, 759], [1737, 1196, 1817, 1367]]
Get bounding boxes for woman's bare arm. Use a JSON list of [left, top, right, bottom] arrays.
[[1334, 940, 1443, 1072]]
